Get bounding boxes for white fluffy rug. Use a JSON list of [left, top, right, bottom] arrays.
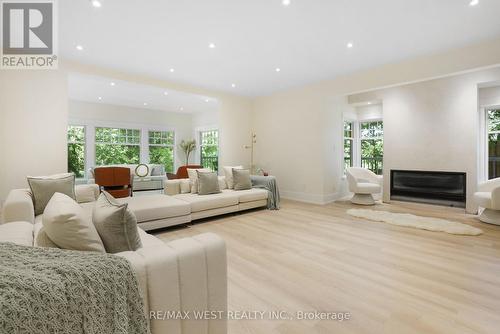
[[346, 209, 483, 236]]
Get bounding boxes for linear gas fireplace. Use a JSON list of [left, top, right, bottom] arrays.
[[390, 170, 466, 208]]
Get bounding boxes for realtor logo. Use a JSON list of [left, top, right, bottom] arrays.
[[1, 0, 58, 69]]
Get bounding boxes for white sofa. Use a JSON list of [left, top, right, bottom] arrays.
[[473, 177, 500, 226], [1, 185, 228, 334]]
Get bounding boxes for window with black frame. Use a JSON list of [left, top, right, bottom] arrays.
[[200, 130, 219, 172]]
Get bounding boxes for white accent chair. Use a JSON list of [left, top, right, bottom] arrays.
[[346, 167, 383, 205], [473, 178, 500, 226]]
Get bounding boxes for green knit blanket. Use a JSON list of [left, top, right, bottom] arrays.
[[0, 242, 149, 334]]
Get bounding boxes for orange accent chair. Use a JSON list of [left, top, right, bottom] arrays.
[[167, 165, 203, 180], [94, 167, 133, 198]]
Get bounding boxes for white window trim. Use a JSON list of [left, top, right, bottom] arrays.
[[343, 118, 383, 174], [69, 118, 176, 179]]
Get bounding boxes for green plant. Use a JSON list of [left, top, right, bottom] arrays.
[[179, 139, 197, 165]]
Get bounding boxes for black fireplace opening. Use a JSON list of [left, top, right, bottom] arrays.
[[390, 170, 466, 208]]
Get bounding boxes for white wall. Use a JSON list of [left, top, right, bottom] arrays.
[[253, 36, 500, 205], [479, 86, 500, 106], [0, 71, 68, 203], [349, 68, 500, 213]]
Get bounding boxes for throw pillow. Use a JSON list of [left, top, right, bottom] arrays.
[[28, 173, 76, 215], [197, 171, 221, 195], [187, 168, 211, 193], [180, 179, 191, 193], [233, 169, 252, 190], [92, 191, 142, 254], [223, 166, 243, 189], [42, 193, 105, 252]]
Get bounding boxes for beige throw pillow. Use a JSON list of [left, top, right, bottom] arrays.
[[187, 168, 211, 193], [42, 193, 105, 252], [28, 173, 76, 215], [92, 191, 142, 254], [197, 171, 221, 195], [223, 166, 243, 189], [233, 169, 252, 190]]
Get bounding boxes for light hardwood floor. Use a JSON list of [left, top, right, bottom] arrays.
[[155, 200, 500, 334]]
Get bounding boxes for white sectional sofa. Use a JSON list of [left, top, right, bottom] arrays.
[[1, 185, 228, 334]]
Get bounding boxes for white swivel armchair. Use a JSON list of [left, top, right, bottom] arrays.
[[346, 167, 383, 205], [473, 177, 500, 226]]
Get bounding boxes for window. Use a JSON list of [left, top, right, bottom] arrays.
[[200, 130, 219, 171], [67, 125, 86, 178], [488, 109, 500, 179], [149, 130, 175, 173], [343, 121, 354, 171], [360, 121, 383, 175], [95, 127, 141, 165]]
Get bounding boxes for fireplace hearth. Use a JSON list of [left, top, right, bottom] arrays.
[[390, 170, 466, 208]]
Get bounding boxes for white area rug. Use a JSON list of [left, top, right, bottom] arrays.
[[346, 209, 483, 236]]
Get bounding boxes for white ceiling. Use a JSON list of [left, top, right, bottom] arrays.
[[60, 0, 500, 97], [68, 73, 219, 114]]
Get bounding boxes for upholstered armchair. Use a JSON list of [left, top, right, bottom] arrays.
[[473, 177, 500, 225], [346, 167, 383, 205]]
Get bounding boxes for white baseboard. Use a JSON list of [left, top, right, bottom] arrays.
[[280, 190, 342, 205]]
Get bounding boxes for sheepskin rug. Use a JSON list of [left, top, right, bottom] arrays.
[[346, 209, 483, 236]]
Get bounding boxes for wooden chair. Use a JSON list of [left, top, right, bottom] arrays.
[[166, 165, 203, 179], [94, 167, 133, 198]]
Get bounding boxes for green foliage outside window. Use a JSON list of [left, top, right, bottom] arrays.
[[360, 121, 383, 175], [344, 122, 353, 170], [149, 131, 175, 173], [488, 109, 500, 179], [67, 125, 85, 178], [200, 130, 219, 171], [95, 127, 141, 165]]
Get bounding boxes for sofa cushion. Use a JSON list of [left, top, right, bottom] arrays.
[[187, 168, 211, 193], [118, 195, 191, 222], [197, 171, 221, 195], [28, 173, 76, 215], [42, 193, 105, 252], [137, 228, 165, 248], [224, 188, 268, 203], [223, 166, 243, 189], [93, 192, 143, 254], [174, 192, 239, 212], [233, 169, 252, 190]]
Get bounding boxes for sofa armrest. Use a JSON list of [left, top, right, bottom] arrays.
[[477, 178, 500, 192], [164, 179, 181, 195], [137, 233, 227, 334], [2, 189, 35, 224], [75, 184, 100, 203]]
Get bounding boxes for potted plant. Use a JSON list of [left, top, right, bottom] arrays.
[[179, 139, 197, 165]]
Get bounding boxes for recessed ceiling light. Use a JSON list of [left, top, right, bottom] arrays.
[[205, 99, 210, 102], [282, 0, 291, 6], [208, 43, 216, 49], [76, 45, 84, 51], [143, 102, 148, 106], [275, 68, 281, 72], [110, 82, 115, 86], [98, 96, 102, 100], [180, 107, 184, 111], [231, 83, 236, 88], [91, 0, 102, 8], [163, 91, 168, 96], [347, 42, 354, 48], [469, 0, 479, 6], [169, 68, 175, 73], [367, 102, 372, 105]]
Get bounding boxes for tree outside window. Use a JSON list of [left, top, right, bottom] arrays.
[[360, 121, 383, 175], [95, 127, 140, 165], [488, 109, 500, 179], [67, 125, 86, 178], [200, 130, 219, 172], [149, 130, 175, 173]]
